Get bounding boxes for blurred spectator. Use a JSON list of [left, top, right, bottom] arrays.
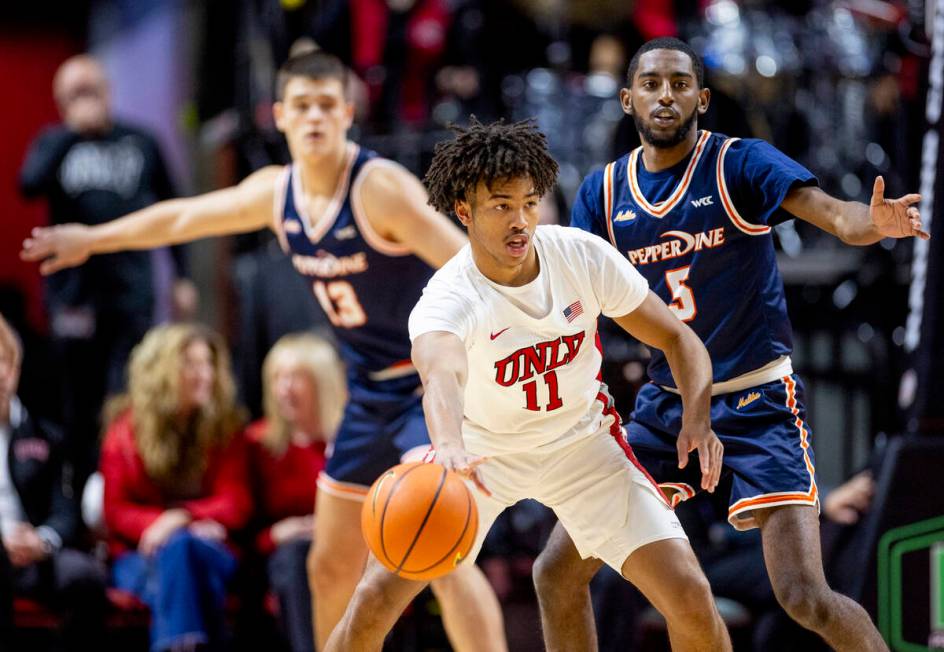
[[18, 54, 197, 489], [231, 239, 331, 419], [246, 333, 345, 652], [100, 323, 250, 651], [304, 0, 484, 131], [0, 313, 107, 651]]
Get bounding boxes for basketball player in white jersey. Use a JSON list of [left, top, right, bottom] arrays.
[[325, 119, 731, 651]]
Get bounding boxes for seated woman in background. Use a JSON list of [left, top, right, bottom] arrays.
[[100, 323, 251, 651], [246, 333, 345, 652]]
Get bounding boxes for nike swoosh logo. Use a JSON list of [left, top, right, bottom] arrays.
[[490, 327, 510, 340]]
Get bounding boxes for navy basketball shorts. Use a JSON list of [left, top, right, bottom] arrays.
[[626, 374, 819, 530], [318, 389, 430, 502]]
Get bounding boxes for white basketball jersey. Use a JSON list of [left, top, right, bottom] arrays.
[[409, 225, 649, 456]]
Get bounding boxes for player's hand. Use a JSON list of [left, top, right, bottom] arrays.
[[676, 425, 723, 493], [20, 224, 94, 275], [435, 442, 491, 497], [869, 176, 929, 240]]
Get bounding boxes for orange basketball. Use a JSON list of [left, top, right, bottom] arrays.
[[361, 462, 479, 581]]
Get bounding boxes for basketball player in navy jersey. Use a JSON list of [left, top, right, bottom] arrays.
[[21, 51, 506, 652], [533, 38, 927, 652]]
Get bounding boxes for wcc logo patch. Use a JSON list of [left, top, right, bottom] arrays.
[[691, 195, 714, 208]]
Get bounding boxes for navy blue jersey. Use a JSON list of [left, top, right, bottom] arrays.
[[274, 144, 435, 385], [571, 131, 817, 387]]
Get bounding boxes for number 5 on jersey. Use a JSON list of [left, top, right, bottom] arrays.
[[314, 280, 367, 328], [665, 265, 697, 322]]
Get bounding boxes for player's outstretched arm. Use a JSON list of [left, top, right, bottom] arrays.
[[359, 163, 467, 269], [412, 331, 489, 493], [20, 166, 282, 275], [613, 292, 722, 492], [781, 175, 929, 246]]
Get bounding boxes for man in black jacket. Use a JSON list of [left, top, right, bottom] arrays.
[[0, 314, 106, 650], [18, 54, 196, 488]]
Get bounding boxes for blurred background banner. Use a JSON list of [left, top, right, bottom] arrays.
[[903, 0, 944, 433]]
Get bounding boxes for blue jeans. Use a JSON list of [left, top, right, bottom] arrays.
[[267, 538, 314, 652], [112, 530, 237, 651]]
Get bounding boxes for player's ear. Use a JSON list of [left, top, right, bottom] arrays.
[[273, 101, 286, 133], [697, 87, 710, 115], [343, 99, 355, 129], [620, 88, 633, 115], [454, 200, 473, 227]]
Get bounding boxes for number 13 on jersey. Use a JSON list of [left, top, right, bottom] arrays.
[[314, 280, 367, 328]]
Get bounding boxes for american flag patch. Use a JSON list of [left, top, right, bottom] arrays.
[[563, 300, 583, 322]]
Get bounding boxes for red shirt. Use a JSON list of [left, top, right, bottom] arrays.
[[245, 419, 327, 555], [100, 412, 252, 558]]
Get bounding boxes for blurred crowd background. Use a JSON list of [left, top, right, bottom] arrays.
[[1, 0, 943, 651]]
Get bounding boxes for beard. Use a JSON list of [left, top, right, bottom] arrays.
[[632, 103, 699, 148]]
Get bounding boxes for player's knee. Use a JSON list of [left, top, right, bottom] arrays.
[[773, 581, 832, 630], [308, 544, 358, 594], [672, 571, 714, 618], [532, 548, 593, 601], [305, 542, 320, 581]]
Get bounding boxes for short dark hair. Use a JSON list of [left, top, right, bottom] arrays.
[[626, 37, 704, 88], [276, 50, 350, 100], [424, 118, 559, 215]]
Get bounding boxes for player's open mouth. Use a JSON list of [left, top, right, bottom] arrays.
[[652, 112, 677, 126], [505, 234, 529, 257]]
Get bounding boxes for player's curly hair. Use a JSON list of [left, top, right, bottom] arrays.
[[424, 118, 559, 215]]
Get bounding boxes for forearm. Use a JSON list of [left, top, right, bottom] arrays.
[[421, 372, 467, 451], [104, 501, 166, 542], [823, 198, 881, 245], [89, 199, 199, 253], [783, 187, 881, 246], [663, 330, 712, 429]]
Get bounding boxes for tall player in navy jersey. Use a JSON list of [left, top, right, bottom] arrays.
[[533, 38, 927, 652], [21, 51, 506, 651]]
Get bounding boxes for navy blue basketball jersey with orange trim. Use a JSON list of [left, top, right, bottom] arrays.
[[274, 144, 435, 387], [571, 131, 817, 387]]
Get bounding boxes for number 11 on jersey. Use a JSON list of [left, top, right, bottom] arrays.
[[522, 370, 563, 411]]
